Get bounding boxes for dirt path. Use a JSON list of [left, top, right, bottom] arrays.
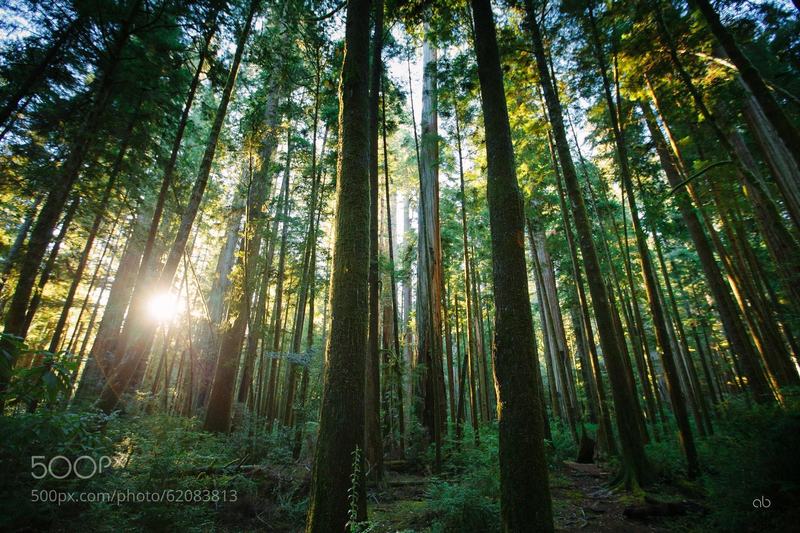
[[552, 462, 667, 532], [366, 461, 688, 532], [367, 470, 433, 532]]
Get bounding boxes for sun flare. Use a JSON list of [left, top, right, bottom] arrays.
[[146, 291, 182, 323]]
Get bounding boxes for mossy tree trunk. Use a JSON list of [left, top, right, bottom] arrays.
[[304, 0, 371, 528], [471, 0, 554, 529]]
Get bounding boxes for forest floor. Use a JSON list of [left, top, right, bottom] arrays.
[[367, 460, 694, 532]]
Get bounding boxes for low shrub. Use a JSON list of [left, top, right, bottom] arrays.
[[699, 397, 800, 531]]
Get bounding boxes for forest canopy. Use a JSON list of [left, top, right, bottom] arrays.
[[0, 0, 798, 531]]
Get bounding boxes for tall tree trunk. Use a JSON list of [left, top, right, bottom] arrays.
[[454, 102, 480, 444], [98, 0, 258, 412], [74, 206, 148, 401], [292, 160, 327, 459], [283, 113, 324, 425], [471, 0, 554, 528], [401, 194, 413, 423], [265, 140, 293, 429], [415, 28, 446, 464], [204, 86, 282, 432], [523, 0, 651, 489], [305, 0, 371, 527], [381, 86, 405, 451], [195, 178, 245, 408], [653, 237, 714, 434], [545, 120, 614, 453], [688, 0, 800, 170], [0, 0, 141, 406], [365, 0, 385, 478], [442, 280, 457, 424], [586, 2, 698, 477], [533, 227, 579, 440]]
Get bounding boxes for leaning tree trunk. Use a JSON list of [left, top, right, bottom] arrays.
[[22, 197, 80, 337], [586, 2, 699, 477], [204, 85, 282, 433], [688, 0, 800, 171], [74, 205, 149, 401], [643, 84, 776, 401], [471, 0, 554, 529], [98, 0, 258, 412], [0, 0, 141, 407], [523, 0, 651, 489], [0, 197, 40, 301], [653, 1, 800, 319], [639, 99, 775, 401], [127, 2, 221, 325], [305, 0, 371, 528], [48, 107, 140, 353]]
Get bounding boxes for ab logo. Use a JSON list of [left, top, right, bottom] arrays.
[[752, 496, 772, 509]]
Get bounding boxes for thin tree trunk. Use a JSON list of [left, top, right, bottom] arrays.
[[264, 140, 293, 430], [454, 101, 480, 444], [443, 280, 457, 425], [23, 197, 81, 336], [365, 0, 385, 478], [586, 2, 698, 477], [523, 0, 651, 488], [0, 196, 41, 300], [204, 87, 282, 432], [545, 119, 614, 453], [99, 0, 258, 412], [381, 86, 405, 452], [0, 0, 141, 406]]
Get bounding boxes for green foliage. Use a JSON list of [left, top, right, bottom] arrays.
[[0, 410, 310, 531], [427, 428, 501, 532], [0, 333, 77, 409], [0, 408, 117, 530], [645, 433, 687, 484], [698, 397, 800, 532], [545, 422, 578, 468], [347, 445, 375, 533]]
